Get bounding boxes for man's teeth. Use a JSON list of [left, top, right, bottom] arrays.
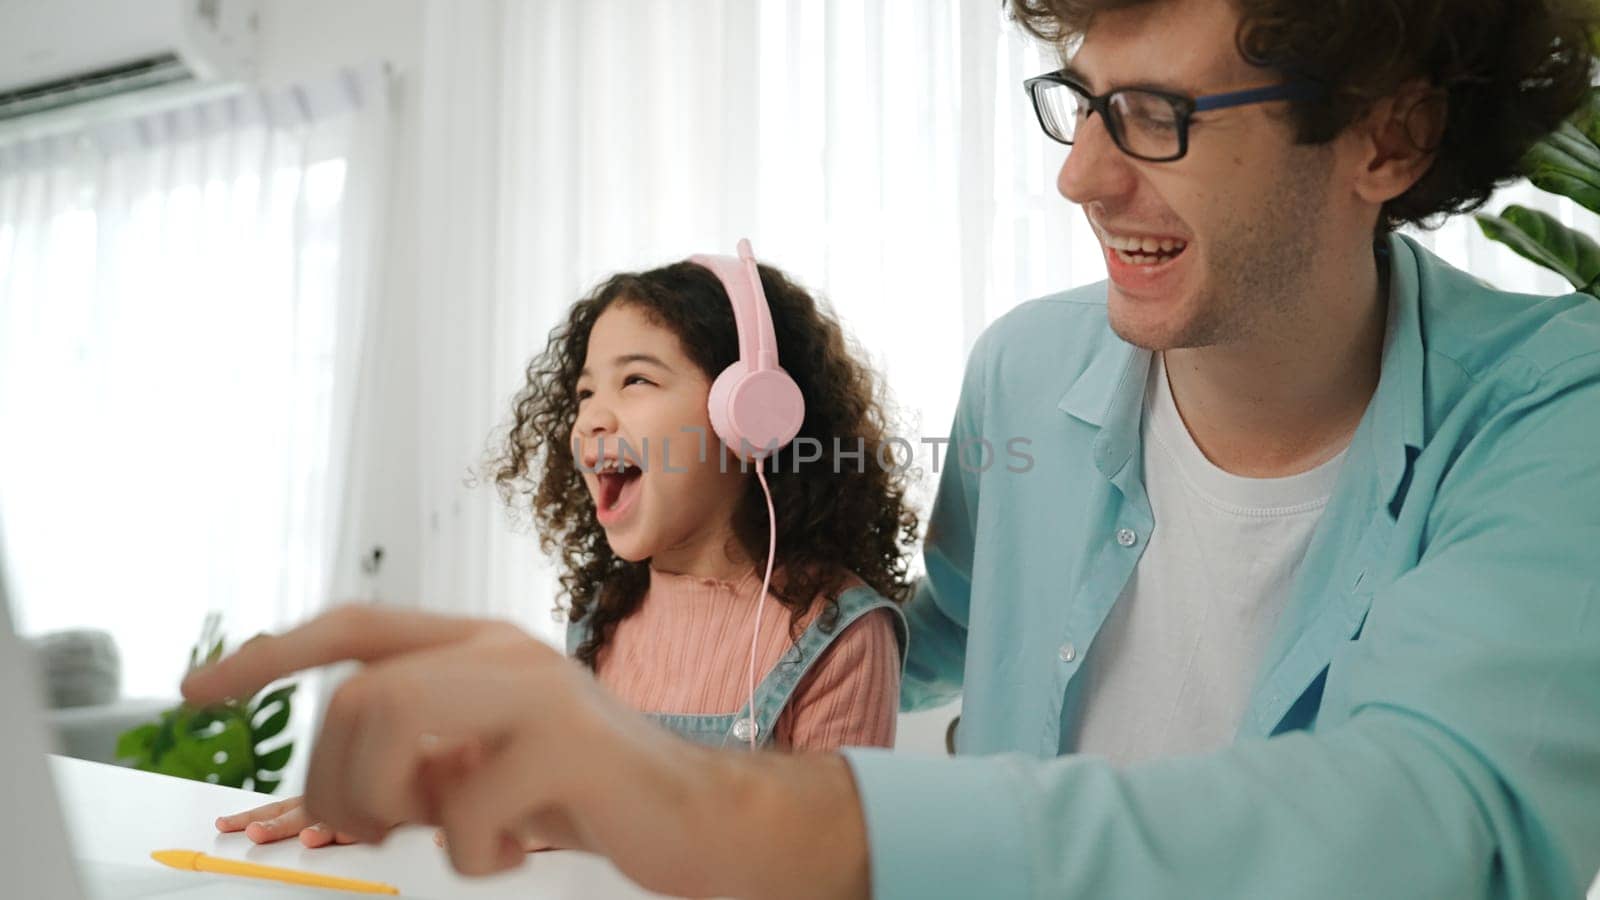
[[1102, 232, 1187, 265], [1101, 233, 1186, 253]]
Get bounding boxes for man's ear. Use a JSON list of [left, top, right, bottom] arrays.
[[1349, 78, 1447, 206]]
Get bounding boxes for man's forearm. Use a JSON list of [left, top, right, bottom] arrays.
[[694, 748, 872, 900]]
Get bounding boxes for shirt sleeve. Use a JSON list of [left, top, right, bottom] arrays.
[[846, 356, 1600, 900], [776, 608, 902, 751], [899, 326, 992, 713]]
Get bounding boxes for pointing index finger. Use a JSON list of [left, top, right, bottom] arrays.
[[180, 605, 498, 706]]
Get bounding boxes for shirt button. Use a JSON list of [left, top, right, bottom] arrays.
[[1058, 643, 1077, 663], [732, 717, 759, 743], [1115, 528, 1138, 547]]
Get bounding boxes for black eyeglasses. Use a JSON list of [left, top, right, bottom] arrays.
[[1023, 71, 1324, 162]]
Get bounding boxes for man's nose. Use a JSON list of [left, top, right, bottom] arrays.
[[1056, 112, 1137, 206]]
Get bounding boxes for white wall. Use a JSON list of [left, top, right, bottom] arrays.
[[254, 0, 423, 88]]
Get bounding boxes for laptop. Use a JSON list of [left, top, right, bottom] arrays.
[[0, 528, 85, 898], [0, 527, 328, 898]]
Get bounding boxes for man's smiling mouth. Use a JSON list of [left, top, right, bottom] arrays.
[[1099, 228, 1189, 266]]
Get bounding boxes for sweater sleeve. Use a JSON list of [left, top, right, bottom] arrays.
[[774, 608, 902, 751]]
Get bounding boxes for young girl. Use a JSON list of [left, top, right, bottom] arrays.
[[215, 248, 920, 848]]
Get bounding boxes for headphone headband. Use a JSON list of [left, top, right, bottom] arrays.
[[690, 238, 780, 373], [687, 239, 806, 462]]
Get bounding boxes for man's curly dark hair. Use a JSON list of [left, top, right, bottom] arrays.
[[1008, 0, 1599, 230], [491, 261, 921, 669]]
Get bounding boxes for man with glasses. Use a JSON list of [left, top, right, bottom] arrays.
[[181, 0, 1600, 898]]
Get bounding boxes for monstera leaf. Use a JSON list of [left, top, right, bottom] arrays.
[[1566, 85, 1600, 149], [1521, 119, 1600, 215], [115, 614, 297, 793], [1476, 204, 1600, 293]]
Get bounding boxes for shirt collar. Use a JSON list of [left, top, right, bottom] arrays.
[[1055, 231, 1426, 504], [1057, 332, 1148, 480], [1369, 232, 1427, 510]]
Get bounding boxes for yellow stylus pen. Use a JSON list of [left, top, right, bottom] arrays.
[[151, 849, 400, 895]]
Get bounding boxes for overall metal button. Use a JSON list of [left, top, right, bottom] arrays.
[[732, 718, 759, 743]]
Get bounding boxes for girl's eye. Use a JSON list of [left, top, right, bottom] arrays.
[[623, 374, 654, 388], [575, 388, 593, 402]]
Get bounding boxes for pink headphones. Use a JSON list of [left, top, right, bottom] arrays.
[[689, 238, 805, 750], [690, 239, 806, 462]]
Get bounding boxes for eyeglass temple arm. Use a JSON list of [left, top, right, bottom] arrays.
[[1193, 81, 1324, 112]]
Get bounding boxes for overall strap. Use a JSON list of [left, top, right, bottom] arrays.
[[563, 610, 586, 658], [733, 584, 908, 747]]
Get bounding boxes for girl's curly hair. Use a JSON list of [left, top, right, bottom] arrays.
[[491, 261, 921, 669], [1008, 0, 1599, 231]]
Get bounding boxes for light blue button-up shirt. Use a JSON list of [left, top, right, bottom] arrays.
[[844, 234, 1600, 899]]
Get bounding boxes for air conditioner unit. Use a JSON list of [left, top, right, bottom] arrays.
[[0, 0, 259, 123]]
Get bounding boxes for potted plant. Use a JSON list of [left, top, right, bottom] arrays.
[[114, 613, 296, 792]]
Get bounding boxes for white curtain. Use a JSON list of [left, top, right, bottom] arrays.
[[0, 66, 392, 707], [414, 0, 1020, 644]]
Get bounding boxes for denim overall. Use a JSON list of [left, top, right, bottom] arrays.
[[566, 584, 908, 749]]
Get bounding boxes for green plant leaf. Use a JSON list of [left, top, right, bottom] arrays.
[[148, 709, 180, 763], [187, 612, 224, 674], [173, 708, 255, 787], [114, 723, 159, 764], [249, 684, 296, 791], [148, 753, 205, 781], [250, 684, 296, 719], [252, 686, 295, 741], [255, 743, 292, 772], [1569, 87, 1600, 148], [187, 706, 227, 735], [1476, 205, 1600, 290], [1521, 121, 1600, 214]]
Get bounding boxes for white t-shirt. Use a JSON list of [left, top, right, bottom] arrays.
[[1069, 354, 1347, 767]]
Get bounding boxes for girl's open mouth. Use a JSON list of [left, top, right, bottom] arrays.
[[595, 458, 643, 526]]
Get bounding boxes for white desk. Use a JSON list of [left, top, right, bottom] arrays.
[[56, 753, 1594, 900], [51, 756, 676, 899]]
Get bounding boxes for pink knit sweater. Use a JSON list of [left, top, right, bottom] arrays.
[[592, 568, 901, 750]]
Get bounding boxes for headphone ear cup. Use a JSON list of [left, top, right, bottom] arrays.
[[710, 365, 805, 462], [708, 362, 748, 452]]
